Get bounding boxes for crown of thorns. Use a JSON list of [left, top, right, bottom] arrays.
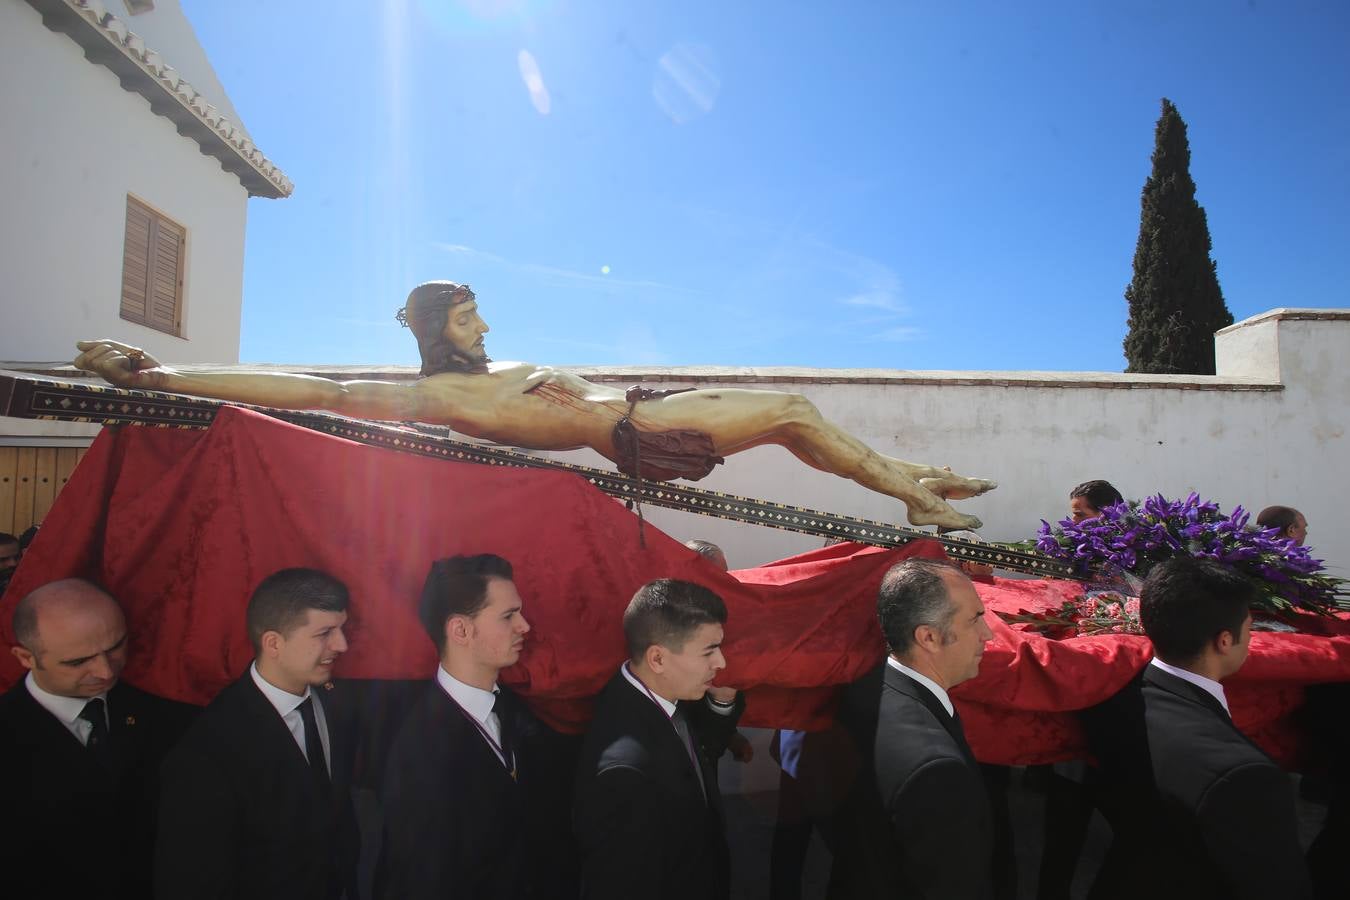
[[395, 284, 475, 328]]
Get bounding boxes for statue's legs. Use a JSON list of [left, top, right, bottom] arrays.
[[630, 389, 995, 530]]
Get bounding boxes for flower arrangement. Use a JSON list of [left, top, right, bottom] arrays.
[[1028, 493, 1346, 616], [998, 592, 1143, 638]]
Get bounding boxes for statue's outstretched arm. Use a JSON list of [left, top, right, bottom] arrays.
[[74, 339, 423, 420]]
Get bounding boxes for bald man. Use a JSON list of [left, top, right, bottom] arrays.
[[0, 579, 195, 899]]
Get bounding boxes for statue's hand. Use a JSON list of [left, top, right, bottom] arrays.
[[74, 339, 166, 387]]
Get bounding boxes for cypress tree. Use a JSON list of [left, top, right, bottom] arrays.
[[1123, 98, 1232, 374]]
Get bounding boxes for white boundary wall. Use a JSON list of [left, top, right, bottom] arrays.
[[546, 309, 1350, 575]]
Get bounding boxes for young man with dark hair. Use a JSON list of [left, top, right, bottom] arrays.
[[1257, 505, 1308, 546], [828, 557, 995, 900], [155, 568, 359, 900], [1040, 473, 1127, 899], [682, 538, 755, 765], [1069, 479, 1125, 521], [377, 554, 577, 900], [1084, 556, 1312, 900], [0, 579, 194, 898], [574, 578, 744, 900]]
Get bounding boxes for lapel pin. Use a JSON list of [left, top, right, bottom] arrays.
[[125, 715, 136, 726]]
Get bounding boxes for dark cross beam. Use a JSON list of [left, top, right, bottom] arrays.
[[0, 370, 1077, 579]]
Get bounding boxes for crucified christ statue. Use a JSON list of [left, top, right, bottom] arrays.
[[75, 282, 996, 529]]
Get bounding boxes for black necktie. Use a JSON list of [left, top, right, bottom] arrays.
[[671, 706, 707, 801], [491, 690, 516, 775], [950, 709, 976, 762], [297, 697, 331, 794], [79, 697, 110, 760]]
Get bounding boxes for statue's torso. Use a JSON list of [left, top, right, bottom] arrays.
[[420, 362, 626, 449]]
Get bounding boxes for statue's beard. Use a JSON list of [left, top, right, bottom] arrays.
[[448, 345, 490, 374], [416, 335, 490, 377]]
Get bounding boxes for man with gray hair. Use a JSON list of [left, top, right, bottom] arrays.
[[0, 578, 195, 898], [827, 558, 995, 899]]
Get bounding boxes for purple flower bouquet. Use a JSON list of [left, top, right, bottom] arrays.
[[1031, 493, 1346, 617]]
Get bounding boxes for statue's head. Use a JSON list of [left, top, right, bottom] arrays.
[[397, 281, 491, 376]]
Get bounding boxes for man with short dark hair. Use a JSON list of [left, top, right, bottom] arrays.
[[684, 538, 729, 572], [1069, 479, 1125, 521], [1084, 556, 1312, 900], [0, 532, 20, 594], [828, 558, 995, 900], [1257, 505, 1308, 546], [0, 579, 194, 898], [377, 554, 577, 900], [682, 539, 755, 765], [574, 579, 744, 900], [155, 568, 360, 900], [1039, 475, 1128, 899]]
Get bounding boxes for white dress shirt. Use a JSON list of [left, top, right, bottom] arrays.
[[886, 656, 955, 718], [25, 672, 108, 745], [250, 663, 331, 772], [621, 662, 677, 716], [1149, 656, 1231, 716], [436, 665, 507, 765]]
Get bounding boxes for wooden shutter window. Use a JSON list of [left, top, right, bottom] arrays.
[[120, 196, 185, 336]]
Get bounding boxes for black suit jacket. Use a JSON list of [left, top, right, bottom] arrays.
[[574, 671, 743, 900], [375, 680, 578, 900], [154, 671, 360, 900], [1083, 664, 1312, 900], [0, 678, 195, 900], [827, 662, 993, 900]]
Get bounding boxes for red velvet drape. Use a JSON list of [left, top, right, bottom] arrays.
[[3, 407, 1348, 764]]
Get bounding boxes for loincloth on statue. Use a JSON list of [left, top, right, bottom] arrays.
[[612, 386, 726, 482]]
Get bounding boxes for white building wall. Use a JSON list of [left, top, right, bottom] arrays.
[[547, 310, 1350, 576], [0, 0, 248, 367]]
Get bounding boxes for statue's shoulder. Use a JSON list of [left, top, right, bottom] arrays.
[[418, 362, 549, 397], [485, 360, 543, 375], [417, 361, 537, 381]]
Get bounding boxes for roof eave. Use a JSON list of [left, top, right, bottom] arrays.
[[26, 0, 293, 199]]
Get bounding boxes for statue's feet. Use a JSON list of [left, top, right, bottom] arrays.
[[919, 474, 998, 502], [907, 504, 983, 532]]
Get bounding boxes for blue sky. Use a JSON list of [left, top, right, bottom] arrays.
[[183, 0, 1350, 371]]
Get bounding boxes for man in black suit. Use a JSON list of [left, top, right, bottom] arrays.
[[574, 578, 744, 900], [376, 554, 577, 899], [828, 558, 995, 900], [1083, 556, 1312, 900], [0, 578, 194, 899], [155, 568, 360, 900]]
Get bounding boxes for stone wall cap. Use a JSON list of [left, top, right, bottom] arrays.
[[3, 362, 1281, 392], [1217, 307, 1350, 335]]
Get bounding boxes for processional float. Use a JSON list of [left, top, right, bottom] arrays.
[[3, 281, 1345, 764], [0, 369, 1069, 579], [4, 365, 1348, 768]]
